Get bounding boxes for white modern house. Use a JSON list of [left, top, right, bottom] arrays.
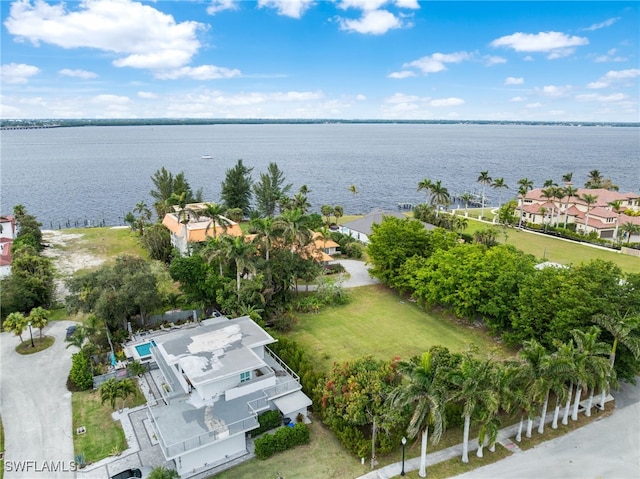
[[0, 215, 15, 278], [146, 316, 312, 476]]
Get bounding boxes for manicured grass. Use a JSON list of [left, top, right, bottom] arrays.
[[52, 226, 147, 260], [400, 444, 512, 479], [15, 335, 55, 354], [212, 419, 369, 479], [72, 381, 146, 464], [287, 285, 508, 373]]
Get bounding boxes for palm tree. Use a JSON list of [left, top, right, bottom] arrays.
[[540, 188, 555, 225], [539, 207, 548, 232], [459, 193, 473, 215], [621, 221, 640, 244], [563, 185, 577, 228], [430, 180, 451, 217], [516, 179, 533, 228], [28, 306, 49, 339], [417, 178, 434, 205], [320, 205, 333, 226], [491, 177, 509, 209], [585, 169, 603, 189], [592, 311, 640, 409], [201, 202, 230, 239], [388, 352, 446, 477], [580, 193, 599, 233], [116, 378, 137, 413], [4, 312, 27, 342], [99, 378, 120, 410], [449, 354, 499, 463], [333, 205, 344, 225], [220, 234, 257, 300], [499, 361, 531, 442], [250, 217, 277, 261], [65, 325, 87, 349], [133, 201, 152, 235], [570, 327, 611, 421], [562, 172, 573, 185], [276, 209, 312, 253], [476, 171, 492, 218], [549, 341, 575, 429], [291, 192, 311, 214], [608, 200, 623, 242], [516, 339, 549, 437]]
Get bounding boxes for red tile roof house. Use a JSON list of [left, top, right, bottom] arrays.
[[516, 188, 640, 242], [0, 215, 15, 278]]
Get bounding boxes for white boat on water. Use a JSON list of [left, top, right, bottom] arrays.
[[201, 154, 213, 159]]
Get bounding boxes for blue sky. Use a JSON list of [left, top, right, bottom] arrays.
[[1, 0, 638, 121]]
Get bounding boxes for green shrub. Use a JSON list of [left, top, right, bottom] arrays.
[[254, 424, 310, 460], [250, 410, 282, 437], [69, 352, 93, 390]]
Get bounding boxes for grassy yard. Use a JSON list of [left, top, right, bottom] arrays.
[[51, 226, 147, 260], [287, 285, 509, 373], [72, 381, 146, 464]]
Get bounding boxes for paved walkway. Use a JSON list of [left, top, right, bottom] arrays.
[[355, 380, 640, 479], [1, 321, 76, 479]]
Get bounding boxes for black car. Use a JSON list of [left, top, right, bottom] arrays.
[[65, 325, 77, 340], [110, 468, 142, 479]]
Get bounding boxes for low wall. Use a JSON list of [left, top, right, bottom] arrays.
[[621, 246, 640, 257]]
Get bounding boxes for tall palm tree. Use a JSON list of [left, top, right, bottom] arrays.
[[540, 188, 555, 225], [491, 178, 509, 209], [570, 326, 611, 421], [201, 202, 230, 239], [459, 193, 473, 215], [430, 180, 451, 217], [449, 354, 499, 463], [28, 306, 49, 339], [388, 352, 446, 478], [516, 183, 532, 228], [320, 205, 333, 226], [608, 200, 623, 242], [499, 361, 531, 442], [333, 205, 344, 225], [592, 311, 640, 409], [116, 378, 137, 413], [563, 185, 578, 228], [417, 178, 434, 205], [548, 342, 574, 429], [580, 193, 599, 233], [220, 234, 257, 300], [476, 171, 492, 218], [276, 209, 312, 253], [99, 378, 120, 410], [516, 339, 549, 437], [621, 221, 640, 244], [562, 172, 573, 185], [291, 192, 311, 214], [250, 217, 277, 261], [585, 169, 603, 189]]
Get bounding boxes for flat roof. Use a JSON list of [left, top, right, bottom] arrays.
[[154, 316, 275, 386]]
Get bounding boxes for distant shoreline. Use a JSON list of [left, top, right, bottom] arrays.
[[2, 118, 639, 129]]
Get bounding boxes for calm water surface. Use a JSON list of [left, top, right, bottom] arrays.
[[1, 124, 638, 228]]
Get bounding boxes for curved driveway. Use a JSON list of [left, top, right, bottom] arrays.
[[1, 320, 76, 479], [337, 259, 380, 288]]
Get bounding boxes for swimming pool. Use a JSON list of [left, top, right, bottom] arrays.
[[134, 340, 157, 359]]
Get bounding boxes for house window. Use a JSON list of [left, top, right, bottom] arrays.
[[240, 371, 251, 383]]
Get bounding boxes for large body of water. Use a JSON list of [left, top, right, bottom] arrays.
[[1, 124, 638, 229]]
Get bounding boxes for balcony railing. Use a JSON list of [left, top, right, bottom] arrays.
[[147, 402, 259, 459], [265, 346, 299, 381]]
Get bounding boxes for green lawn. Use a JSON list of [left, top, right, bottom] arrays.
[[51, 226, 147, 260], [287, 285, 508, 372], [72, 381, 146, 464]]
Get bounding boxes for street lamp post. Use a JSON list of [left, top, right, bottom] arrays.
[[28, 321, 35, 348], [401, 436, 407, 476]]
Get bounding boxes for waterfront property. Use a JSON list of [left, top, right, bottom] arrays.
[[162, 203, 244, 255], [516, 188, 640, 241], [339, 209, 434, 244], [144, 315, 312, 476], [0, 215, 15, 278]]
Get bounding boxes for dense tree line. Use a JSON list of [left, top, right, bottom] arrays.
[[367, 216, 640, 382]]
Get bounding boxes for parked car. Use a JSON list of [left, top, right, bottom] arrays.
[[65, 325, 77, 340], [110, 466, 152, 479]]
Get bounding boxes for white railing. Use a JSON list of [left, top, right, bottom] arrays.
[[264, 346, 300, 381]]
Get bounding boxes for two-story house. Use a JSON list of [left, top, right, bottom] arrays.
[[146, 316, 312, 476]]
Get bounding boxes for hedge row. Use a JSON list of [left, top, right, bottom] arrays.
[[254, 423, 310, 460], [250, 410, 282, 437]]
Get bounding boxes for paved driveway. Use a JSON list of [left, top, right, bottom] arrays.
[[1, 321, 76, 479], [337, 259, 380, 288]]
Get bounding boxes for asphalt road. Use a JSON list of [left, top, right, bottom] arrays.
[[451, 379, 640, 479], [1, 321, 76, 479]]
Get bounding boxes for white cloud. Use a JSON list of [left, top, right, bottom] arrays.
[[1, 62, 40, 84], [576, 93, 626, 102], [510, 96, 525, 102], [483, 55, 506, 66], [593, 48, 627, 63], [404, 51, 472, 75], [337, 0, 388, 11], [430, 97, 464, 107], [504, 77, 524, 85], [155, 65, 242, 80], [58, 68, 97, 79], [549, 110, 565, 116], [4, 0, 204, 71], [583, 17, 620, 31], [356, 94, 367, 100], [526, 102, 542, 108], [385, 92, 423, 104], [207, 0, 239, 15], [394, 0, 420, 8], [138, 91, 158, 99], [92, 94, 130, 105], [491, 31, 588, 59], [540, 85, 572, 97], [257, 0, 315, 19], [338, 9, 402, 34], [388, 70, 416, 79], [587, 69, 640, 89]]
